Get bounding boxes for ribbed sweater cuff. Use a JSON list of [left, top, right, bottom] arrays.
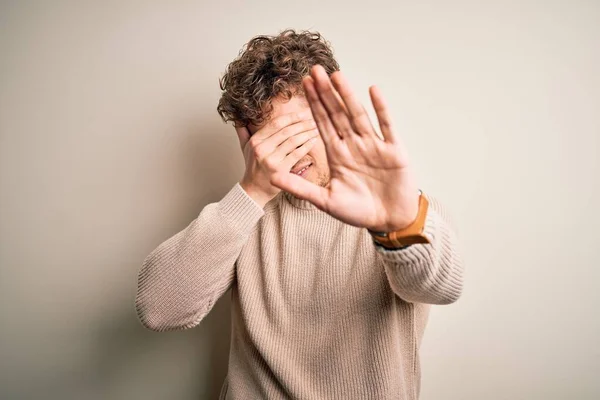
[[216, 182, 266, 234], [374, 202, 464, 305]]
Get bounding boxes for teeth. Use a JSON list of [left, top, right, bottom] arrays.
[[293, 165, 310, 175]]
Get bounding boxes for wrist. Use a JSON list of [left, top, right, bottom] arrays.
[[239, 181, 272, 208], [367, 190, 430, 249], [367, 192, 421, 233]]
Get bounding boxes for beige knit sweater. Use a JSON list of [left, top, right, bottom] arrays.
[[135, 182, 464, 400]]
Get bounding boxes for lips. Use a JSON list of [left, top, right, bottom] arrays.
[[291, 163, 312, 175]]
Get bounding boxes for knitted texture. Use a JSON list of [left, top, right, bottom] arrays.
[[135, 182, 464, 399]]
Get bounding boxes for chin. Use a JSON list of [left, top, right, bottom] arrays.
[[318, 173, 331, 188], [316, 177, 331, 188], [305, 168, 330, 188]]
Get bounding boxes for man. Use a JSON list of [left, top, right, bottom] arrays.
[[135, 29, 464, 399]]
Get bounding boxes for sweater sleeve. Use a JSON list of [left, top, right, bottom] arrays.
[[374, 194, 464, 305], [135, 182, 265, 332]]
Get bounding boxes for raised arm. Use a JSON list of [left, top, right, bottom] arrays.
[[267, 66, 465, 306]]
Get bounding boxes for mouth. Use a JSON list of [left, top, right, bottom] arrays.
[[290, 163, 312, 177]]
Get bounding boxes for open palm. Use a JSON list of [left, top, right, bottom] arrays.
[[270, 65, 420, 232]]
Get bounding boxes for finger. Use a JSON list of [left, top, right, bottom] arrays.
[[302, 75, 340, 146], [253, 109, 314, 142], [330, 71, 377, 138], [311, 65, 355, 140], [263, 118, 316, 148], [258, 119, 316, 158], [271, 171, 328, 211], [369, 85, 397, 144], [272, 128, 319, 163], [235, 125, 251, 151], [270, 142, 329, 210], [280, 136, 318, 171]]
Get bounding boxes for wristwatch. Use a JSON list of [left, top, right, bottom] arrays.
[[367, 190, 431, 249]]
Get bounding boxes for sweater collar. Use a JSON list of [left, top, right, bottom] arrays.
[[282, 191, 318, 210]]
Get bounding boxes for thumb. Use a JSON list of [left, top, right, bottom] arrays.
[[270, 171, 328, 211], [235, 125, 251, 151]]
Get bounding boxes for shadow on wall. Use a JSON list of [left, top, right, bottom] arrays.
[[91, 116, 242, 399], [92, 294, 232, 399]]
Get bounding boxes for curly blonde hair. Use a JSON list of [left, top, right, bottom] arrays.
[[217, 29, 340, 128]]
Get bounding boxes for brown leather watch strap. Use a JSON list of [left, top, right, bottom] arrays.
[[368, 191, 430, 249]]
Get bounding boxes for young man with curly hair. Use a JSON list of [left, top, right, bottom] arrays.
[[136, 29, 464, 400]]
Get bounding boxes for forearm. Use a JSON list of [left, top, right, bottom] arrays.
[[135, 183, 265, 331]]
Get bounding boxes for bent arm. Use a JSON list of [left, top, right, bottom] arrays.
[[135, 183, 265, 331]]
